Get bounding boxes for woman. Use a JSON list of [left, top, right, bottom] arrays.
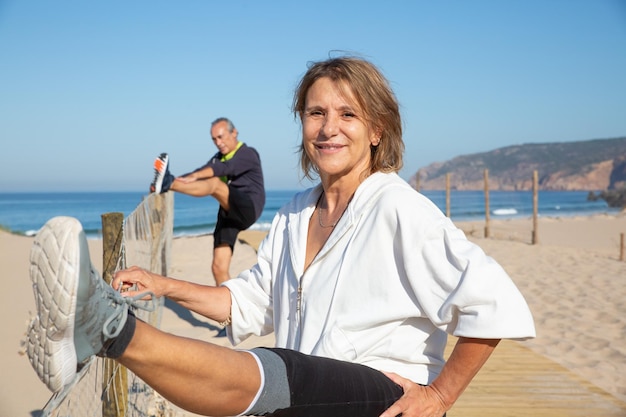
[[27, 56, 535, 417]]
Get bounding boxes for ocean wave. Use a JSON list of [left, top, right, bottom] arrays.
[[248, 222, 273, 231], [492, 208, 518, 216]]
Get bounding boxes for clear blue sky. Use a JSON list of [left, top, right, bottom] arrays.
[[1, 1, 625, 192]]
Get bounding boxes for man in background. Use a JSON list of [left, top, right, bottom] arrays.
[[151, 117, 265, 286]]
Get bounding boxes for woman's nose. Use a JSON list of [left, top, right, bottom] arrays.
[[321, 114, 339, 137]]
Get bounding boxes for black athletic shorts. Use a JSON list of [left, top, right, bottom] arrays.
[[214, 187, 258, 250], [249, 348, 405, 417]]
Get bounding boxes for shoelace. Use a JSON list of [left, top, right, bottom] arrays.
[[102, 289, 157, 339]]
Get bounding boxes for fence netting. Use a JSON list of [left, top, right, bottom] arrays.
[[40, 192, 192, 417]]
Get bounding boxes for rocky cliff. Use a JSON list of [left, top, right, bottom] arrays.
[[409, 136, 626, 191]]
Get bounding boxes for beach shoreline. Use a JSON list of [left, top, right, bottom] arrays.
[[2, 213, 625, 416]]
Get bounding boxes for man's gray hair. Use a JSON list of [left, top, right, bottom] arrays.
[[211, 117, 236, 132]]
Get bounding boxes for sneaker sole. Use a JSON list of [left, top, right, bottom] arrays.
[[27, 216, 87, 393], [153, 154, 169, 194]]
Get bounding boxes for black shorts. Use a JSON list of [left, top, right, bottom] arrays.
[[248, 348, 404, 417], [213, 187, 258, 250]]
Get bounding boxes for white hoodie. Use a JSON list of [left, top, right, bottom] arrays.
[[224, 172, 535, 384]]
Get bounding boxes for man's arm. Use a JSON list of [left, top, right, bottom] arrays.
[[177, 165, 216, 183]]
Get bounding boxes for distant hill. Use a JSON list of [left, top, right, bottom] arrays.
[[409, 136, 626, 191]]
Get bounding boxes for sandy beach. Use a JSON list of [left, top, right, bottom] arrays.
[[2, 213, 626, 416]]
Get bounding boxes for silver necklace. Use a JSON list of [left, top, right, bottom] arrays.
[[317, 192, 348, 228], [318, 205, 339, 228]]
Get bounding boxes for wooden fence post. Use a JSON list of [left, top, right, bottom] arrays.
[[150, 194, 165, 276], [484, 169, 490, 238], [532, 170, 539, 245], [101, 212, 127, 417]]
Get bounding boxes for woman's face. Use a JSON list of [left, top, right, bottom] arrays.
[[302, 77, 379, 184]]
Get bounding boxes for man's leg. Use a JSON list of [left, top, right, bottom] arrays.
[[213, 244, 233, 286], [168, 174, 235, 286], [150, 154, 230, 208], [171, 177, 230, 209]]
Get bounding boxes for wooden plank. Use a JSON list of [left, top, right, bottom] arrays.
[[446, 337, 626, 416]]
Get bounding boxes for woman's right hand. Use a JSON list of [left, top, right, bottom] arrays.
[[114, 266, 231, 323], [112, 266, 167, 300]]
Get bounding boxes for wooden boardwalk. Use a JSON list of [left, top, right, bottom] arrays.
[[445, 337, 626, 416]]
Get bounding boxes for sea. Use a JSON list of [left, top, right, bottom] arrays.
[[0, 189, 619, 239]]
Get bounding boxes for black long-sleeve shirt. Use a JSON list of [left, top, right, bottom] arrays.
[[195, 143, 265, 218]]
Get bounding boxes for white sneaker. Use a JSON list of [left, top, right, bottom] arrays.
[[150, 153, 170, 194], [26, 216, 153, 393]]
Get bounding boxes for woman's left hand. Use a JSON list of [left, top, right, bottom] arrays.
[[379, 372, 448, 417]]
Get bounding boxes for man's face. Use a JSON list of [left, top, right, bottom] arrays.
[[211, 121, 238, 154]]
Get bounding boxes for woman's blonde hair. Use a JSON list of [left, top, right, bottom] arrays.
[[293, 56, 404, 179]]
